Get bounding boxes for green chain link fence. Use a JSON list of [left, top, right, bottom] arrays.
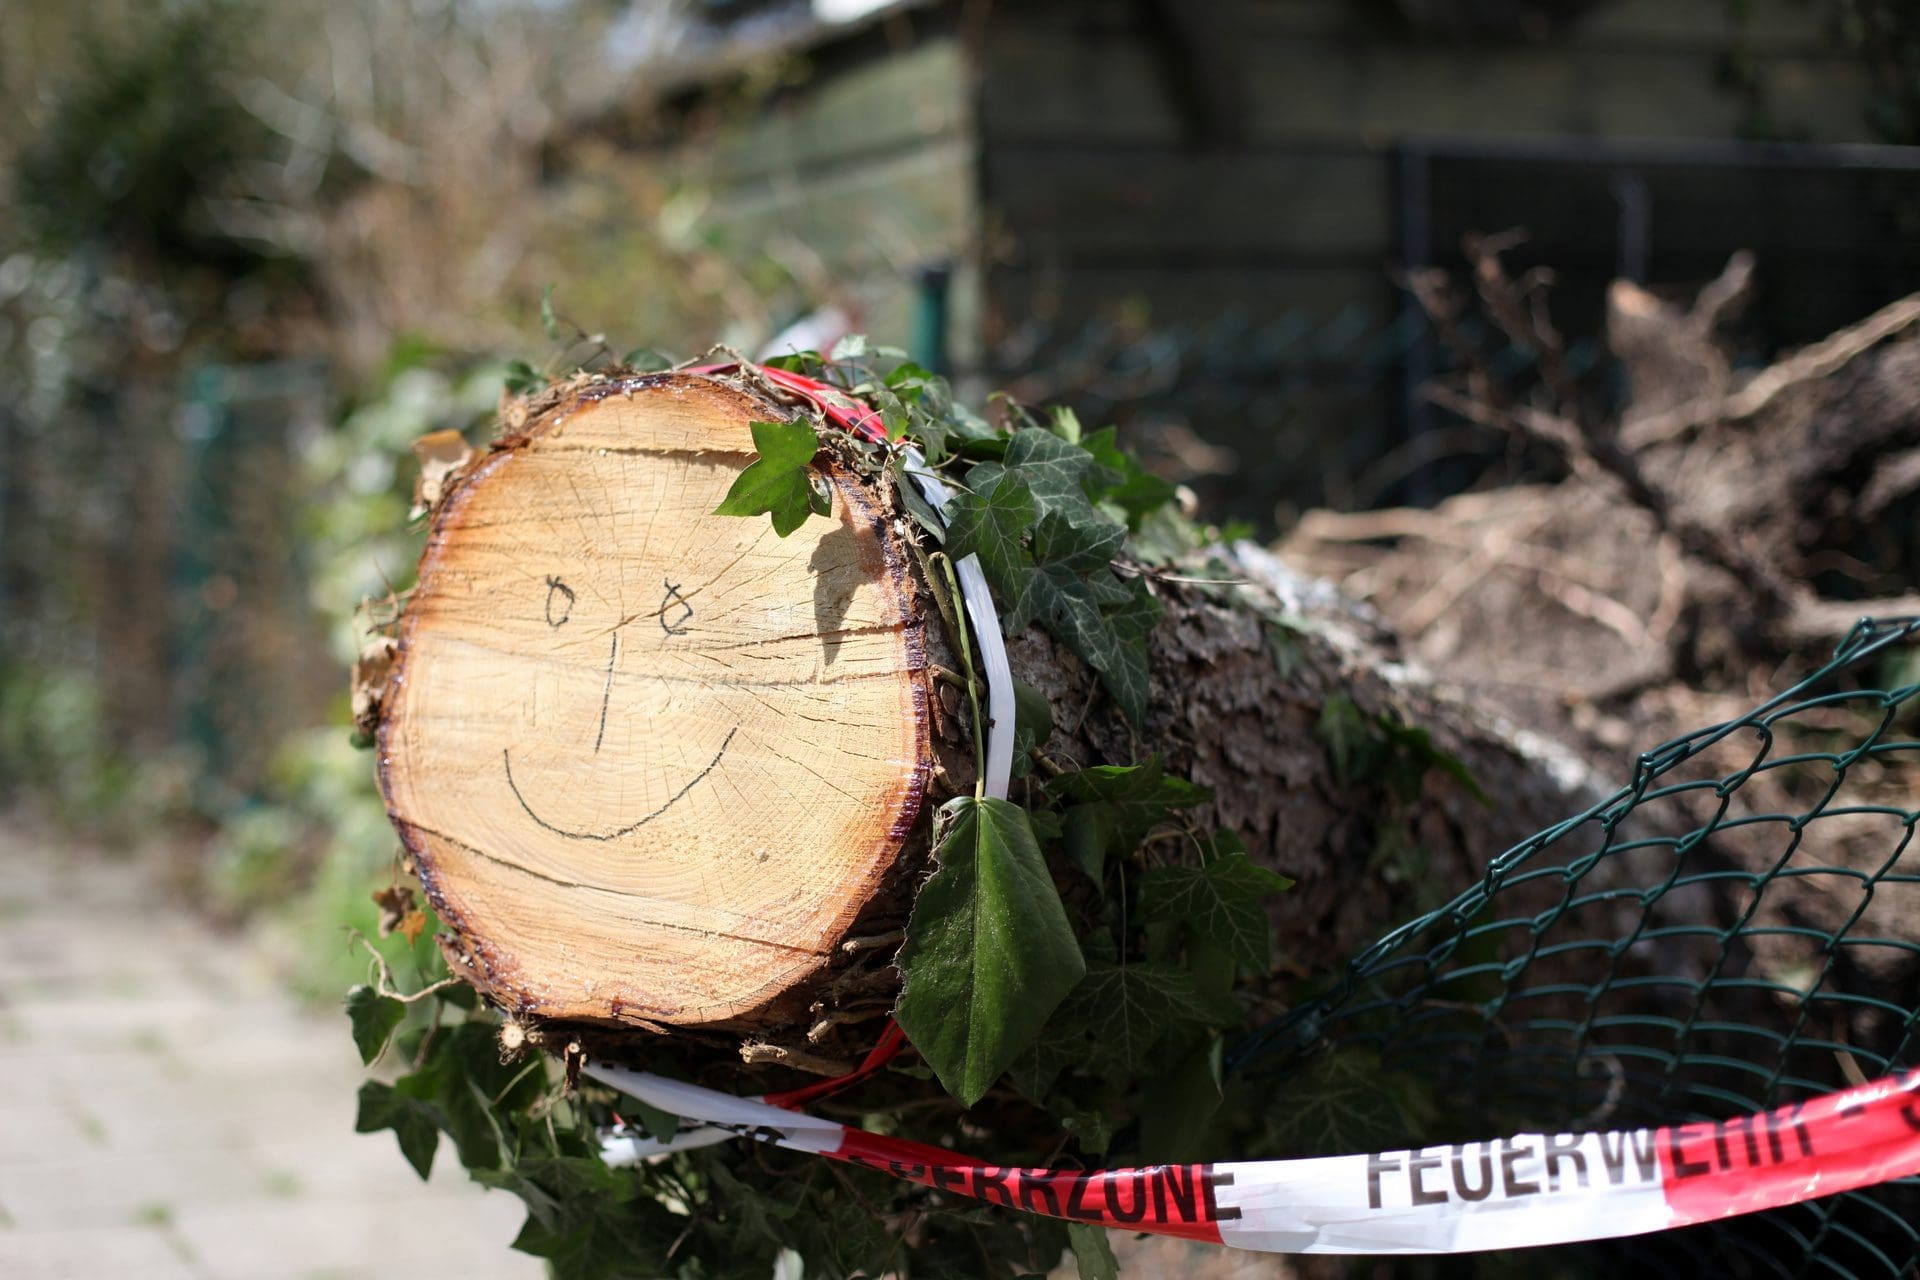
[[1235, 616, 1920, 1277]]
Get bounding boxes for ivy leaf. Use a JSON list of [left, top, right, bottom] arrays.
[[345, 984, 405, 1065], [621, 347, 671, 371], [1378, 717, 1492, 806], [1007, 1000, 1088, 1101], [1049, 405, 1084, 445], [713, 419, 821, 537], [1080, 426, 1179, 528], [1031, 507, 1125, 576], [895, 797, 1085, 1106], [1139, 846, 1294, 972], [1002, 428, 1097, 522], [1140, 1033, 1225, 1163], [475, 1145, 629, 1236], [944, 470, 1038, 597], [1316, 695, 1378, 787], [1316, 697, 1489, 806], [394, 1021, 544, 1173], [1063, 963, 1239, 1071], [508, 1189, 681, 1280], [1046, 758, 1209, 881], [613, 1094, 680, 1143], [1067, 1223, 1119, 1280], [1069, 572, 1160, 726], [1062, 1106, 1113, 1158], [763, 352, 823, 375], [1003, 564, 1159, 726], [504, 360, 546, 395], [830, 333, 868, 361], [1009, 678, 1053, 779], [1263, 1048, 1438, 1158], [355, 1080, 439, 1179]]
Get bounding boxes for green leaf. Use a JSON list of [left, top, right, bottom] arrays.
[[391, 1021, 544, 1174], [1263, 1048, 1438, 1158], [1315, 697, 1490, 806], [1009, 678, 1053, 778], [945, 470, 1038, 597], [1067, 1222, 1119, 1280], [895, 797, 1086, 1106], [1063, 963, 1238, 1070], [1002, 428, 1096, 521], [1062, 1106, 1113, 1158], [1138, 847, 1293, 972], [621, 346, 671, 371], [504, 360, 546, 395], [1006, 1011, 1085, 1102], [345, 984, 405, 1065], [616, 1094, 680, 1144], [1031, 507, 1125, 576], [1377, 717, 1492, 806], [1080, 426, 1179, 528], [507, 1188, 680, 1280], [713, 418, 821, 537], [1316, 695, 1378, 787], [355, 1080, 439, 1179], [1267, 620, 1305, 680], [1049, 405, 1084, 445], [763, 352, 823, 375], [1046, 759, 1208, 881], [830, 333, 868, 361], [1139, 1033, 1225, 1162], [1004, 565, 1160, 726]]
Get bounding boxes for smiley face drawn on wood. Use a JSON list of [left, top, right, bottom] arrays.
[[376, 376, 929, 1028], [501, 572, 739, 842]]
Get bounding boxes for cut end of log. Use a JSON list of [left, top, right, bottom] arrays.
[[378, 374, 930, 1031]]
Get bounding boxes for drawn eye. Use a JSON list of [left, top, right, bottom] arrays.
[[660, 579, 693, 636], [544, 576, 575, 627]]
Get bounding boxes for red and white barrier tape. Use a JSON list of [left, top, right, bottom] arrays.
[[586, 1062, 1920, 1255]]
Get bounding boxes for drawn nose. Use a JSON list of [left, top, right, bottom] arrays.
[[593, 632, 618, 753]]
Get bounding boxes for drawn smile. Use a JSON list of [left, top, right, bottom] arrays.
[[501, 726, 737, 842], [500, 622, 737, 841]]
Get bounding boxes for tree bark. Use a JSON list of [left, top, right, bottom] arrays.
[[370, 371, 1594, 1063]]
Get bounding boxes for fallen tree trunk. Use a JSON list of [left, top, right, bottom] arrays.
[[368, 369, 1593, 1065]]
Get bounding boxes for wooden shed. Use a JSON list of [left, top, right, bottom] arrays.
[[621, 0, 1920, 520]]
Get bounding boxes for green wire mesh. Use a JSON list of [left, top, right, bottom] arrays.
[[1233, 616, 1920, 1278]]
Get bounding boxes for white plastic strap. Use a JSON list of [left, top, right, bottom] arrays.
[[900, 447, 1013, 801]]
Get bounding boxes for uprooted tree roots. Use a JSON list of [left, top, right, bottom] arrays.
[[1285, 245, 1920, 1034]]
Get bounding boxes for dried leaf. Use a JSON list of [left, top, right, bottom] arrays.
[[410, 428, 475, 518], [398, 909, 428, 946], [372, 883, 416, 938], [350, 636, 399, 737]]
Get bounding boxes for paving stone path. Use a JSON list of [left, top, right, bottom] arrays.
[[0, 822, 542, 1279]]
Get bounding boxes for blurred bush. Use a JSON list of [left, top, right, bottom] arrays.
[[0, 0, 757, 994]]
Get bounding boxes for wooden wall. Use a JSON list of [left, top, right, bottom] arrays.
[[669, 21, 978, 360], [973, 0, 1887, 519], [645, 0, 1895, 520]]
